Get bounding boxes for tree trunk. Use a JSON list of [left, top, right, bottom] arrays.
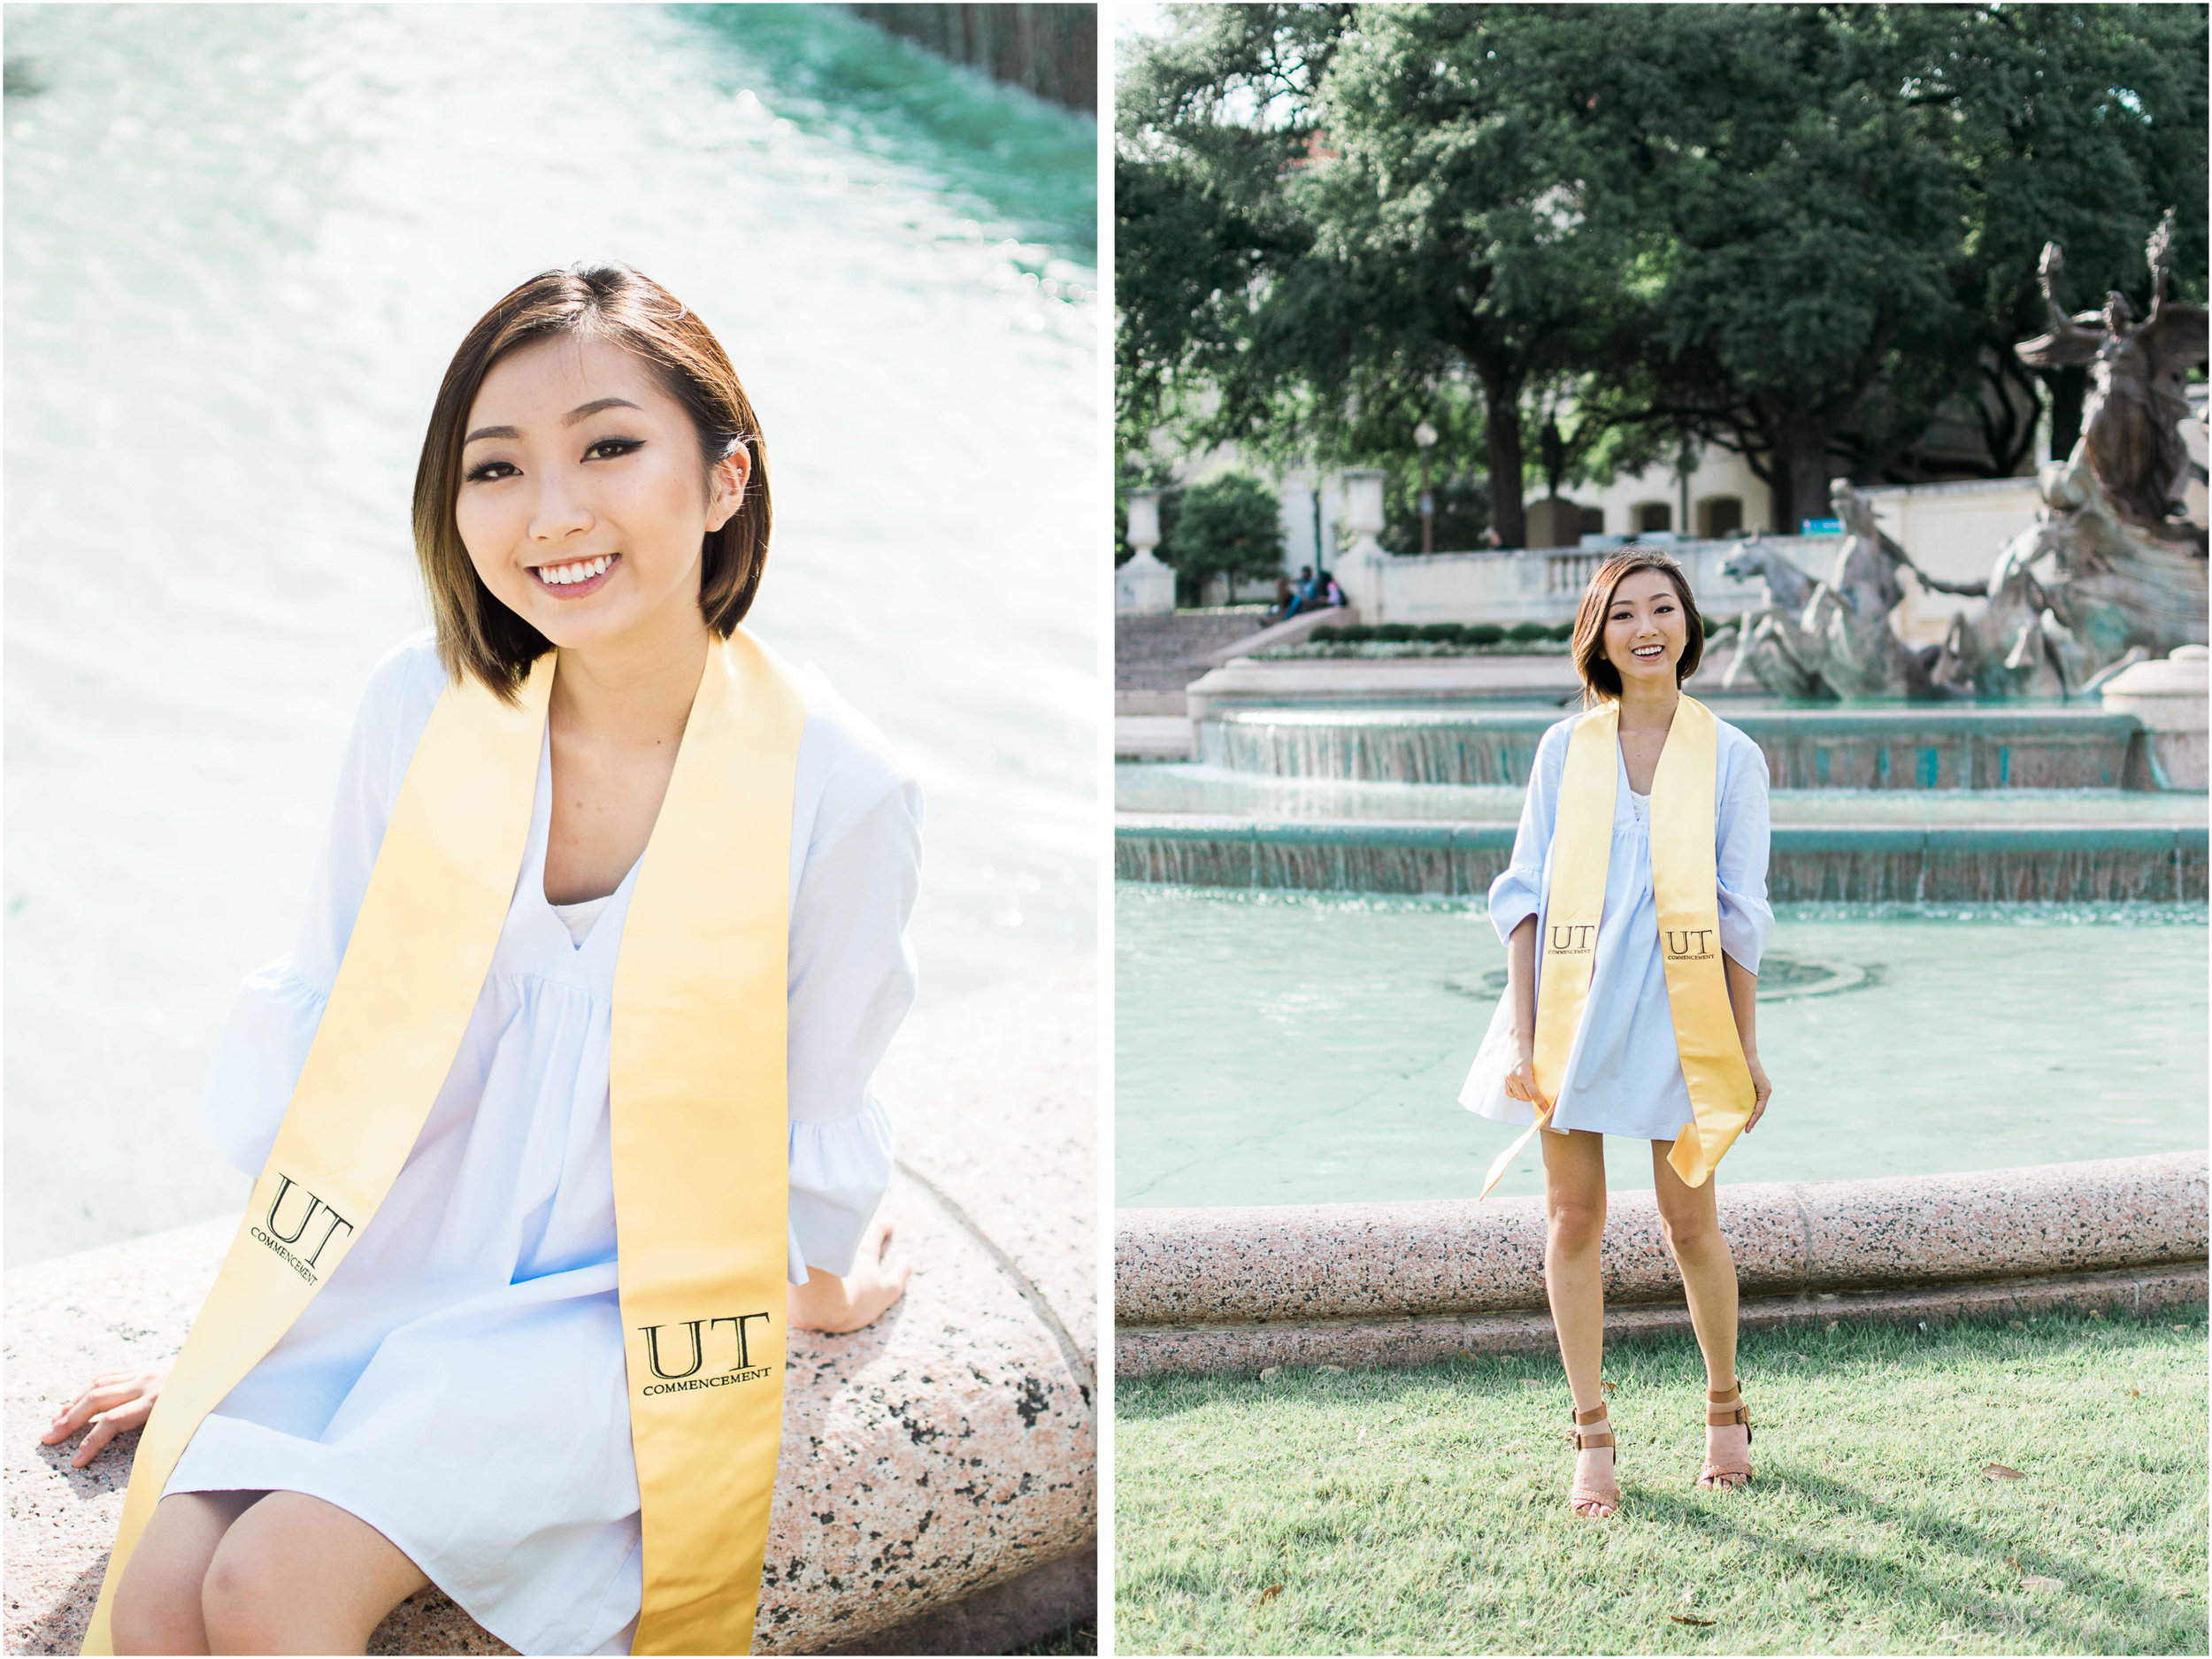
[[1477, 365, 1526, 548], [1765, 414, 1837, 533]]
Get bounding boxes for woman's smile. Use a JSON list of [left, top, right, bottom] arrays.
[[529, 551, 621, 596]]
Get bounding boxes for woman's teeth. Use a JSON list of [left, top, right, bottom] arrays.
[[537, 554, 613, 586], [1633, 644, 1663, 657]]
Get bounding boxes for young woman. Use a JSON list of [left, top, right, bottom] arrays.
[[42, 262, 920, 1654], [1462, 548, 1775, 1519]]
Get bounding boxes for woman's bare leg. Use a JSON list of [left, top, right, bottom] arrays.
[[1540, 1127, 1609, 1404], [1651, 1141, 1750, 1484], [199, 1491, 429, 1655], [111, 1491, 265, 1655], [1540, 1126, 1616, 1507]]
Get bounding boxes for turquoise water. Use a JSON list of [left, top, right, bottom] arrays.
[[1115, 887, 2208, 1210], [1118, 764, 2212, 825], [4, 4, 1095, 1261]]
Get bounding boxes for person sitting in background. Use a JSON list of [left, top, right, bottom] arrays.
[[1265, 574, 1296, 620], [1318, 569, 1345, 609], [1280, 565, 1316, 619]]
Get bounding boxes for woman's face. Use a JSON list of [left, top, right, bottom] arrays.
[[453, 334, 744, 651], [1601, 567, 1690, 689]]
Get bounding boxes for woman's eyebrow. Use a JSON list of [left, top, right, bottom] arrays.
[[463, 396, 643, 446]]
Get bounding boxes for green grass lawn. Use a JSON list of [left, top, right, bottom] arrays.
[[1116, 1306, 2208, 1655]]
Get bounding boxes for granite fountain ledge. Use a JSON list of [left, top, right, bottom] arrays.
[[1117, 1150, 2208, 1376], [4, 956, 1096, 1656]]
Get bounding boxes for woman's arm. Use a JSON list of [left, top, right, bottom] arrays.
[[1716, 734, 1775, 1132], [1502, 915, 1540, 1104], [784, 767, 924, 1332], [1724, 952, 1772, 1133], [1490, 725, 1563, 1108]]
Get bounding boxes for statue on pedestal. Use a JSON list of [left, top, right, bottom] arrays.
[[1716, 212, 2207, 701], [2015, 210, 2206, 535]]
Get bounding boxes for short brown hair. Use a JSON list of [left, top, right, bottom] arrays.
[[410, 262, 771, 703], [1570, 548, 1705, 705]]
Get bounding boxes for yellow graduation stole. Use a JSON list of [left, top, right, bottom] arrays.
[[1479, 695, 1755, 1196], [82, 628, 804, 1656]]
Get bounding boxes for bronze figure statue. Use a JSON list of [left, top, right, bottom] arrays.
[[2015, 210, 2208, 534]]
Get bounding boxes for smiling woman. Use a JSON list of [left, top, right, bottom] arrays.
[[45, 263, 924, 1657]]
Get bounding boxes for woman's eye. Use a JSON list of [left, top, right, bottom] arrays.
[[587, 438, 643, 461], [465, 460, 518, 483]]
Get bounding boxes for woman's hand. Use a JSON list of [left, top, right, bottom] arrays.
[[1501, 1030, 1543, 1110], [1742, 1050, 1774, 1133], [42, 1362, 168, 1467], [787, 1213, 912, 1334]]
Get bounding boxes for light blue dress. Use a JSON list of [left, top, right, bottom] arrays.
[[158, 630, 923, 1655], [1461, 707, 1772, 1141]]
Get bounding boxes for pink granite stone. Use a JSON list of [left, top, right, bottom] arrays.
[[1117, 1185, 1809, 1325], [873, 956, 1096, 1394], [1115, 1152, 2208, 1376]]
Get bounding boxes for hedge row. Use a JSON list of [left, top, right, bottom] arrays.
[[1308, 620, 1567, 646], [1310, 614, 1735, 647]]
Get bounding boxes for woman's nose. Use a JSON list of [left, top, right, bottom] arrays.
[[528, 473, 595, 543]]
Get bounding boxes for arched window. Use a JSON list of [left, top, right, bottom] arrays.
[[1634, 502, 1672, 534], [1697, 496, 1743, 538], [1578, 506, 1605, 535]]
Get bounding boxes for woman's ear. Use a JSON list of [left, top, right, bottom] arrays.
[[706, 442, 750, 533]]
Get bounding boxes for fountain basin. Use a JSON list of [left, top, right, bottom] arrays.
[[1116, 816, 2208, 902], [1115, 888, 2206, 1211], [1197, 704, 2172, 790]]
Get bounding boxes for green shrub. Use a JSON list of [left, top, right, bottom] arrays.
[[1467, 622, 1506, 646], [1507, 620, 1552, 642], [1416, 623, 1467, 643], [1374, 623, 1419, 642], [1310, 623, 1374, 643], [1163, 471, 1286, 606], [1549, 620, 1578, 642]]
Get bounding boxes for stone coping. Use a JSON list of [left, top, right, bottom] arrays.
[[1117, 1151, 2208, 1331], [5, 957, 1096, 1656]]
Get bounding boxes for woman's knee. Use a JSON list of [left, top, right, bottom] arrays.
[[1658, 1202, 1724, 1259], [199, 1536, 296, 1653], [1546, 1196, 1607, 1256]]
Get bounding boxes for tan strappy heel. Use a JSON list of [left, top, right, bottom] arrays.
[[1568, 1403, 1620, 1517], [1699, 1381, 1753, 1489]]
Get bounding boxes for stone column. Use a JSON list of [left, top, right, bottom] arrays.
[[1337, 467, 1392, 622], [1116, 489, 1176, 616]]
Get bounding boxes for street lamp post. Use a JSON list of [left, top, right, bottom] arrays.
[[1414, 419, 1438, 555]]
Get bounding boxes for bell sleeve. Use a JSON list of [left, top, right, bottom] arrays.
[[1715, 733, 1775, 974], [784, 775, 924, 1286], [1487, 721, 1565, 943], [198, 638, 434, 1176]]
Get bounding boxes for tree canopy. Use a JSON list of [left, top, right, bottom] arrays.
[[1118, 2, 2207, 538]]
